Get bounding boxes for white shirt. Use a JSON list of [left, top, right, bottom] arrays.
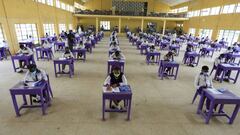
[[214, 58, 224, 67], [17, 47, 33, 55], [109, 45, 120, 51], [24, 69, 48, 83], [104, 74, 127, 86], [194, 73, 213, 89]]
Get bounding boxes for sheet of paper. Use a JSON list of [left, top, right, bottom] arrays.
[[207, 88, 222, 95]]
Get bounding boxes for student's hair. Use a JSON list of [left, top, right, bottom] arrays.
[[201, 65, 209, 72], [19, 44, 24, 49], [219, 54, 225, 58], [27, 64, 37, 70], [115, 51, 120, 56], [112, 66, 120, 71]]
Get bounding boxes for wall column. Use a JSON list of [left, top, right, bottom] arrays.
[[118, 18, 121, 33], [162, 20, 166, 35], [141, 18, 144, 32], [96, 17, 99, 32]]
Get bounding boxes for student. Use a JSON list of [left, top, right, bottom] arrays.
[[194, 66, 216, 111], [24, 64, 48, 102], [109, 42, 120, 52], [17, 44, 33, 73], [62, 47, 74, 72], [186, 44, 195, 67], [104, 66, 127, 109], [75, 42, 85, 59], [163, 51, 175, 74], [110, 50, 125, 60], [213, 54, 227, 80], [42, 40, 51, 48], [147, 45, 157, 61]]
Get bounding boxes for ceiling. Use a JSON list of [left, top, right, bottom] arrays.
[[156, 0, 191, 6]]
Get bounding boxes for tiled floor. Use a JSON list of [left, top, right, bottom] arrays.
[[0, 36, 240, 135]]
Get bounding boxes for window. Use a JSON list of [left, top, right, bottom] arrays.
[[46, 0, 53, 6], [221, 4, 236, 14], [43, 24, 55, 36], [15, 24, 38, 43], [69, 6, 74, 12], [61, 2, 66, 10], [0, 24, 5, 43], [59, 24, 66, 33], [201, 8, 210, 16], [187, 11, 193, 17], [192, 10, 200, 17], [56, 0, 60, 8], [199, 29, 213, 39], [189, 28, 196, 36], [100, 21, 110, 31], [218, 30, 240, 46], [178, 6, 188, 13], [210, 6, 220, 15], [69, 24, 73, 30], [66, 4, 70, 11], [236, 3, 240, 13], [74, 2, 85, 10], [38, 0, 45, 4]]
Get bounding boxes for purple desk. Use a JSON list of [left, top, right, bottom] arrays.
[[35, 47, 53, 61], [213, 43, 223, 51], [160, 41, 169, 50], [107, 60, 125, 74], [197, 89, 240, 124], [183, 51, 200, 66], [54, 42, 65, 52], [227, 53, 240, 64], [140, 44, 149, 55], [72, 48, 86, 62], [214, 63, 240, 84], [146, 51, 161, 65], [53, 58, 74, 78], [169, 45, 180, 56], [200, 47, 215, 57], [11, 54, 35, 72], [10, 81, 51, 116], [84, 43, 92, 54], [102, 86, 132, 120], [158, 60, 179, 80]]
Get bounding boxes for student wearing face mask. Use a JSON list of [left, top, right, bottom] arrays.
[[194, 66, 216, 111], [62, 47, 74, 73], [24, 64, 48, 102], [104, 66, 127, 109]]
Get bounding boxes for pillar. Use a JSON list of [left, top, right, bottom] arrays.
[[162, 20, 166, 35]]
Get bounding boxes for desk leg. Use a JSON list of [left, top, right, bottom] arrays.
[[12, 59, 16, 72], [175, 66, 179, 80], [102, 98, 106, 120], [127, 99, 132, 121], [54, 63, 57, 77], [40, 92, 46, 115], [196, 56, 200, 66], [220, 70, 226, 83], [11, 94, 20, 117], [205, 100, 215, 124], [197, 93, 205, 114], [234, 70, 240, 84], [229, 104, 240, 124]]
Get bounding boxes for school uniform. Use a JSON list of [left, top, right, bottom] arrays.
[[75, 44, 85, 58], [104, 73, 127, 86], [194, 72, 215, 110], [110, 52, 125, 60], [17, 47, 33, 70], [62, 51, 74, 71]]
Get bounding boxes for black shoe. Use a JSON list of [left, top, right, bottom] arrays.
[[17, 69, 23, 73]]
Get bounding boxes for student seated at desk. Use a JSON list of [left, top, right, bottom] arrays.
[[147, 45, 157, 61], [62, 47, 74, 73], [194, 66, 217, 111], [17, 44, 33, 73], [104, 66, 127, 109], [214, 54, 232, 82], [186, 44, 195, 67], [109, 42, 120, 52], [75, 43, 85, 58], [110, 50, 125, 60], [199, 44, 209, 56], [163, 51, 175, 74], [24, 64, 48, 103]]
